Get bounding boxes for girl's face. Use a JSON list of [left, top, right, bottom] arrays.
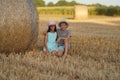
[[50, 25, 56, 32], [60, 23, 68, 30]]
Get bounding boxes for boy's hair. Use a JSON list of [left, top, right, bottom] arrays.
[[47, 25, 57, 32], [58, 20, 69, 27]]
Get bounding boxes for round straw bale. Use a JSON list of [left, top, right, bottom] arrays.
[[0, 0, 39, 53], [74, 5, 88, 20]]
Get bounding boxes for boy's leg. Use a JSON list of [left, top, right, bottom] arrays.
[[57, 46, 64, 57], [57, 50, 63, 57], [64, 38, 69, 56]]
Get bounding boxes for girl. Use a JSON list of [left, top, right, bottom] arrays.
[[43, 21, 58, 55]]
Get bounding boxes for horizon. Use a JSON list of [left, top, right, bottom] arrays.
[[45, 0, 120, 6]]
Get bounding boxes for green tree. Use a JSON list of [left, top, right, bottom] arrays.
[[55, 0, 80, 6], [55, 0, 68, 6], [47, 2, 54, 6], [88, 3, 106, 7], [34, 0, 45, 7], [69, 0, 79, 6]]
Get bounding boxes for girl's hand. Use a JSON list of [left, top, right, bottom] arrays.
[[43, 31, 47, 36], [45, 49, 50, 54], [46, 50, 49, 54]]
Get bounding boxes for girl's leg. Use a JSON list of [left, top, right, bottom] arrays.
[[43, 51, 48, 56], [52, 50, 57, 56]]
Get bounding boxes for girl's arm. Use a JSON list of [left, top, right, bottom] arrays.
[[44, 33, 49, 54], [56, 33, 60, 44]]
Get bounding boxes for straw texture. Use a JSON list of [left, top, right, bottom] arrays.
[[0, 0, 38, 53], [74, 5, 88, 20]]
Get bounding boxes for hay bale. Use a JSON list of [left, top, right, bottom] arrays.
[[74, 5, 88, 20], [0, 0, 39, 53]]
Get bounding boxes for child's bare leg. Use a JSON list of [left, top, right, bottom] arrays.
[[43, 51, 47, 56], [64, 38, 69, 56], [57, 50, 63, 57], [52, 50, 57, 56]]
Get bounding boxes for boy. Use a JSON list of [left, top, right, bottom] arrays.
[[56, 20, 71, 57]]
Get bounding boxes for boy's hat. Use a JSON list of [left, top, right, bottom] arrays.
[[48, 21, 56, 26], [58, 20, 68, 27]]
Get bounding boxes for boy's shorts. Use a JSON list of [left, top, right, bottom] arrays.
[[58, 46, 65, 52]]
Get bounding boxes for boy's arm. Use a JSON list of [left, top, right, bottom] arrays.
[[67, 30, 71, 39], [61, 30, 71, 40]]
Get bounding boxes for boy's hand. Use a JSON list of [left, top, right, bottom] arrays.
[[64, 53, 67, 56]]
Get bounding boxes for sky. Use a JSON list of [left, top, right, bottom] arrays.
[[45, 0, 120, 6]]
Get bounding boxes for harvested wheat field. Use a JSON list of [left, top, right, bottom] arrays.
[[0, 15, 120, 80]]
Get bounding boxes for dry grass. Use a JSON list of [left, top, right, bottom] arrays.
[[0, 15, 120, 80]]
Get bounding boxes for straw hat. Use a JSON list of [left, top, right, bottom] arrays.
[[58, 20, 68, 27]]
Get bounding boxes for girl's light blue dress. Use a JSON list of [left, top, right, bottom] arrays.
[[43, 32, 58, 54]]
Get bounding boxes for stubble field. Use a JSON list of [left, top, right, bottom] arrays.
[[0, 15, 120, 80]]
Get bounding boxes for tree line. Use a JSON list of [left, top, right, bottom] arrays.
[[34, 0, 79, 7], [35, 0, 120, 16], [34, 0, 119, 7]]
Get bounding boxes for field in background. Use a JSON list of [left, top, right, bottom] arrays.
[[39, 15, 120, 26], [37, 6, 120, 16], [0, 15, 120, 80]]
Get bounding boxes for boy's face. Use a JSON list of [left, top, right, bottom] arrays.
[[60, 23, 68, 30]]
